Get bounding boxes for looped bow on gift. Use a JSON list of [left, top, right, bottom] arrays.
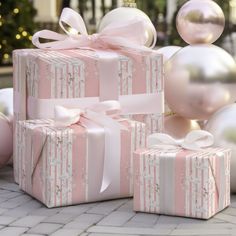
[[147, 130, 214, 151], [53, 100, 123, 193], [54, 100, 121, 127], [32, 8, 157, 50], [31, 100, 123, 196]]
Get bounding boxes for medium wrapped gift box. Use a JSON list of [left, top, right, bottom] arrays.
[[15, 107, 146, 208], [13, 8, 164, 133], [133, 131, 231, 219], [13, 48, 163, 131]]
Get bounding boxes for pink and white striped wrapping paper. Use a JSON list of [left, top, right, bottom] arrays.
[[133, 147, 231, 219], [13, 49, 164, 133], [13, 49, 164, 183], [16, 118, 146, 208]]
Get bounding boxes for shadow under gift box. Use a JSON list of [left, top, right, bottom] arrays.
[[133, 147, 231, 219], [15, 118, 146, 208]]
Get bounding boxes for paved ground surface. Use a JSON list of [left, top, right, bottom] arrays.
[[0, 167, 236, 236]]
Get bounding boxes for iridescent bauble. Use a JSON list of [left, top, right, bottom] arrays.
[[156, 46, 182, 63], [0, 113, 13, 168], [176, 0, 225, 44], [205, 104, 236, 192], [165, 44, 236, 120], [0, 88, 13, 120], [164, 115, 200, 139], [98, 7, 156, 48]]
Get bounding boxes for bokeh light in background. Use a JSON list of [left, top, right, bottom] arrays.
[[0, 0, 236, 66]]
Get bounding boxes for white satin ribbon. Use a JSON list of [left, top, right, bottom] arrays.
[[32, 7, 157, 50], [148, 130, 214, 151], [54, 100, 121, 127], [53, 100, 122, 193]]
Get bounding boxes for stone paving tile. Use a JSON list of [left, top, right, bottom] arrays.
[[116, 200, 133, 212], [87, 199, 129, 215], [10, 216, 46, 228], [21, 234, 46, 236], [214, 213, 236, 224], [176, 223, 236, 229], [0, 191, 22, 200], [97, 211, 135, 226], [125, 212, 159, 228], [27, 223, 62, 235], [60, 203, 98, 215], [0, 194, 32, 209], [207, 217, 226, 223], [222, 207, 236, 216], [87, 226, 172, 235], [0, 215, 17, 225], [4, 200, 42, 217], [50, 228, 83, 236], [0, 226, 28, 236], [0, 183, 22, 192], [156, 215, 204, 225], [0, 197, 10, 203], [1, 167, 236, 236], [88, 234, 139, 236], [0, 190, 12, 195], [64, 214, 104, 230], [0, 208, 9, 215], [170, 228, 232, 235], [153, 224, 178, 230], [31, 207, 62, 217], [43, 213, 76, 224]]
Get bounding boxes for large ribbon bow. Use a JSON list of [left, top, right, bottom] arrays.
[[32, 8, 157, 50], [147, 130, 214, 151]]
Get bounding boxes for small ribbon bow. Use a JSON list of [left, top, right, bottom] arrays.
[[32, 8, 157, 50], [53, 100, 122, 194], [54, 100, 121, 127], [147, 130, 214, 151]]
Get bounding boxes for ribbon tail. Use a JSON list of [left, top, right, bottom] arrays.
[[100, 121, 121, 193], [85, 110, 122, 194], [32, 30, 81, 50], [100, 177, 111, 193]]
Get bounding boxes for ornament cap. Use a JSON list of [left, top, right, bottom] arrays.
[[123, 0, 137, 8]]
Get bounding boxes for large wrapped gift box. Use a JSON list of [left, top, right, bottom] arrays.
[[133, 147, 231, 219], [15, 117, 146, 208], [13, 48, 164, 132]]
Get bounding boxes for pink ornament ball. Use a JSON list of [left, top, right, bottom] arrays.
[[0, 113, 13, 168]]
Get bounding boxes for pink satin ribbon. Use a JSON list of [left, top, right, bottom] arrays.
[[32, 8, 157, 50]]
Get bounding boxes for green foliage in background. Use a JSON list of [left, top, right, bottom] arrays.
[[0, 0, 37, 65]]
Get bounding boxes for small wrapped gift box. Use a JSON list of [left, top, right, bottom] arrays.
[[133, 131, 231, 219], [15, 102, 146, 208]]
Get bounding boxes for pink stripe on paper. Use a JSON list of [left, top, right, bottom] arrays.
[[71, 122, 87, 203], [175, 150, 188, 216], [120, 121, 132, 196], [133, 152, 141, 211], [215, 153, 220, 213]]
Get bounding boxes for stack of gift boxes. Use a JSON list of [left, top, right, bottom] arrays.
[[13, 7, 231, 220]]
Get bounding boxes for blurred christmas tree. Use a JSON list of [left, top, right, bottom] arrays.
[[0, 0, 37, 66]]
